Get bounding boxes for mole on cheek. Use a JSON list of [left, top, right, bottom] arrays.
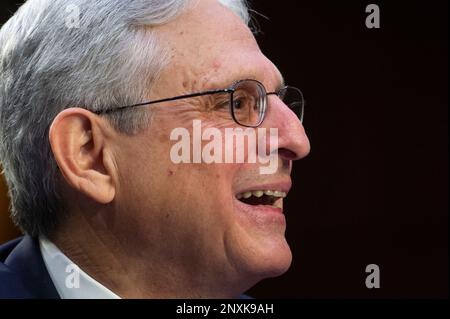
[[212, 60, 221, 71], [168, 169, 174, 176]]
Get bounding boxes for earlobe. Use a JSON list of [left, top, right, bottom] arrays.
[[49, 108, 116, 204]]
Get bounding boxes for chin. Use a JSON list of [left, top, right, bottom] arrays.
[[252, 236, 293, 278], [227, 232, 293, 290]]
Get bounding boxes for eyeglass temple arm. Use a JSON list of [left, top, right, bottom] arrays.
[[93, 89, 233, 115]]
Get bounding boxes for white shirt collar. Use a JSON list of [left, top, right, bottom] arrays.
[[39, 237, 121, 299]]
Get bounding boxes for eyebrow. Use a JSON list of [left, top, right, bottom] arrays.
[[219, 71, 286, 93], [274, 67, 286, 92], [276, 73, 286, 92]]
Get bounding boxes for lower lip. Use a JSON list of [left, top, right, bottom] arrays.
[[233, 198, 286, 225]]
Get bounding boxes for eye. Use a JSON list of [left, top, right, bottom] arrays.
[[233, 98, 244, 110]]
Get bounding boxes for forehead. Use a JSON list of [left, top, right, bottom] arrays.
[[154, 0, 283, 91]]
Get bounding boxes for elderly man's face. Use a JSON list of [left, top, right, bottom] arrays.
[[110, 0, 310, 294]]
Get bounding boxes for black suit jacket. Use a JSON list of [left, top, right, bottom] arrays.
[[0, 235, 59, 298]]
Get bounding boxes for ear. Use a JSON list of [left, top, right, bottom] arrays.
[[49, 108, 116, 204]]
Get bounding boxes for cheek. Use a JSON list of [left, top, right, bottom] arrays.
[[129, 131, 238, 212], [122, 111, 241, 217]]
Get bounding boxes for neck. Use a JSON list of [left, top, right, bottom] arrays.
[[50, 211, 245, 298]]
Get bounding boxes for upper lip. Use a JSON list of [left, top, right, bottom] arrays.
[[234, 179, 292, 196]]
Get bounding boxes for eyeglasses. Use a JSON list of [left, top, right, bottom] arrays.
[[94, 79, 304, 127]]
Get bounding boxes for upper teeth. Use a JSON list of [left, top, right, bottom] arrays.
[[236, 190, 287, 200]]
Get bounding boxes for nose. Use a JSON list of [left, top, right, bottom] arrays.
[[263, 95, 311, 161]]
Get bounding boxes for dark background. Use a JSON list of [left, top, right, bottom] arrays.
[[1, 1, 448, 298]]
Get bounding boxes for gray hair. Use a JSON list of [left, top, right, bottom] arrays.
[[0, 0, 250, 237]]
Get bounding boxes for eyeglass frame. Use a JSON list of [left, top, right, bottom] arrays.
[[93, 79, 304, 128]]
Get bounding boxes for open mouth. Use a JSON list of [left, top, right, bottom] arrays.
[[235, 190, 286, 206]]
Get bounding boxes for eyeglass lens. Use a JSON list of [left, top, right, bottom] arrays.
[[231, 80, 304, 127]]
